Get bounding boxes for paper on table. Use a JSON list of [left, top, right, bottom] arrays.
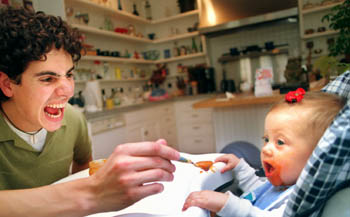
[[55, 153, 234, 217]]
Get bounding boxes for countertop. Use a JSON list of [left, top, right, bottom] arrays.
[[193, 92, 284, 109], [84, 93, 216, 121]]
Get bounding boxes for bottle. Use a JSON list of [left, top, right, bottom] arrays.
[[101, 89, 107, 108], [173, 42, 179, 57], [111, 88, 121, 106], [191, 37, 198, 53], [119, 88, 124, 105], [132, 3, 139, 16], [145, 0, 152, 20], [115, 67, 121, 80], [117, 0, 122, 10]]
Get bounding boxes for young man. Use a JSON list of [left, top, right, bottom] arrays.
[[0, 7, 180, 216]]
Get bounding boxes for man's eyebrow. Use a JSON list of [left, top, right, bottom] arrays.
[[34, 66, 75, 77]]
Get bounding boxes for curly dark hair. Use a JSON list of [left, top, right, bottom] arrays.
[[0, 7, 83, 101]]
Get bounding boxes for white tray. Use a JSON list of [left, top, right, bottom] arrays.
[[55, 153, 234, 217]]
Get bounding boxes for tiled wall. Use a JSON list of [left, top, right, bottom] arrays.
[[206, 19, 301, 91]]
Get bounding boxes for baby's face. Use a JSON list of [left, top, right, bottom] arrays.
[[261, 108, 316, 186]]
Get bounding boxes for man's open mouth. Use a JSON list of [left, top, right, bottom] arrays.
[[44, 103, 65, 119]]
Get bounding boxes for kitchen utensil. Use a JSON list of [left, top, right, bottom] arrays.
[[178, 155, 214, 171], [178, 155, 195, 165], [264, 42, 289, 51]]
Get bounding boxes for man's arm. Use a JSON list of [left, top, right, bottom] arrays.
[[0, 141, 180, 217], [72, 155, 93, 174]]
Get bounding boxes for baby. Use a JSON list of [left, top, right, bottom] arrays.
[[182, 89, 345, 216]]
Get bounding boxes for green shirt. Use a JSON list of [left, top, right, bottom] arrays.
[[0, 104, 92, 189]]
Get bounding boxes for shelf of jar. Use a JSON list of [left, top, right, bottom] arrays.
[[154, 52, 206, 64], [75, 78, 149, 85], [218, 49, 289, 63], [81, 52, 206, 64], [80, 55, 154, 64], [301, 1, 344, 15], [66, 0, 198, 25], [302, 30, 339, 39], [65, 0, 151, 24], [73, 23, 199, 44], [151, 10, 199, 24]]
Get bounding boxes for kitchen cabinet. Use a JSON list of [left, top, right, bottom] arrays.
[[88, 115, 126, 159], [174, 98, 215, 154], [124, 103, 178, 149], [298, 0, 343, 64]]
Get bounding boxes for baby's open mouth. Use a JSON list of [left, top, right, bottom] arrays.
[[44, 104, 65, 119], [263, 161, 275, 176]]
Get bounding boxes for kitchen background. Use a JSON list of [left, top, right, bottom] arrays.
[[3, 0, 345, 159]]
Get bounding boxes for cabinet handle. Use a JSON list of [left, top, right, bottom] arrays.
[[144, 130, 149, 136], [192, 114, 199, 118], [194, 139, 202, 143], [193, 126, 200, 130]]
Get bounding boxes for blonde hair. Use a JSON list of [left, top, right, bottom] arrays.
[[270, 91, 345, 142]]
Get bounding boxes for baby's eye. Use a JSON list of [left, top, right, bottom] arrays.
[[262, 136, 269, 143], [277, 140, 285, 146]]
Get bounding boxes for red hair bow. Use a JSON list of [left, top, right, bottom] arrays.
[[285, 88, 306, 103]]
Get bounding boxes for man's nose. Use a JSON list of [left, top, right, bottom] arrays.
[[56, 78, 74, 98]]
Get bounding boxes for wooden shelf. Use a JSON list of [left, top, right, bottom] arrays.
[[302, 1, 343, 15], [72, 24, 152, 43], [80, 55, 154, 64], [302, 30, 339, 39], [81, 53, 206, 64], [151, 10, 199, 24], [73, 24, 199, 44], [218, 49, 289, 63], [152, 31, 199, 43], [65, 0, 151, 24], [193, 93, 284, 109], [75, 78, 149, 84], [154, 52, 206, 64]]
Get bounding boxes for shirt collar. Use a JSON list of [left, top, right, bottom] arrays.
[[0, 112, 67, 144]]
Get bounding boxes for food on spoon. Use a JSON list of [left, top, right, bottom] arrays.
[[195, 161, 214, 171], [89, 159, 107, 175]]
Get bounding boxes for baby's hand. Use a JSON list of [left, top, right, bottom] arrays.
[[215, 154, 240, 173], [182, 190, 228, 213]]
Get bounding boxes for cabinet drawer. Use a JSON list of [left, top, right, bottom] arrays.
[[157, 104, 175, 116], [178, 135, 215, 154], [176, 110, 212, 124], [175, 100, 202, 112], [160, 115, 176, 127], [177, 123, 214, 138]]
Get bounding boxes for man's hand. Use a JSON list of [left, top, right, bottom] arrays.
[[89, 139, 180, 212]]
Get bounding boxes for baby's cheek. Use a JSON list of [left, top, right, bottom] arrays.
[[280, 162, 301, 186]]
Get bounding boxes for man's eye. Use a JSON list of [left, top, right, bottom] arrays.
[[67, 73, 74, 78], [40, 77, 53, 82], [277, 140, 285, 146]]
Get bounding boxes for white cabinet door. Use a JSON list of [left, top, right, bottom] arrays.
[[174, 98, 215, 154]]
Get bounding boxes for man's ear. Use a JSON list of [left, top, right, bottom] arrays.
[[0, 71, 14, 98]]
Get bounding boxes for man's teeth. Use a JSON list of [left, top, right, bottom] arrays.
[[46, 103, 65, 108], [45, 109, 62, 118]]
